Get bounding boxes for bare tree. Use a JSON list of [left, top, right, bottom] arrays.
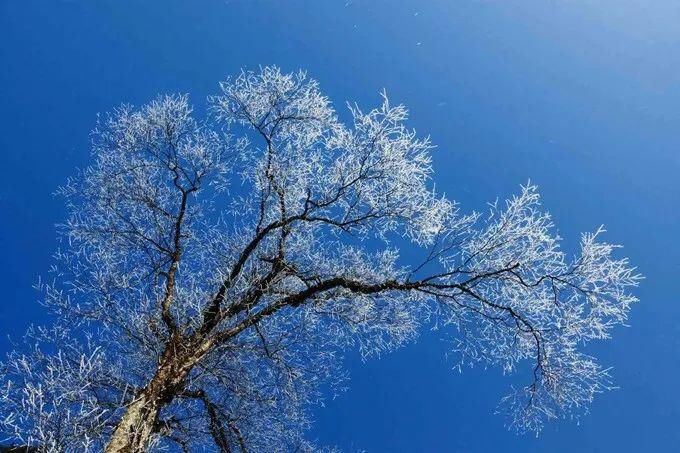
[[0, 67, 640, 452]]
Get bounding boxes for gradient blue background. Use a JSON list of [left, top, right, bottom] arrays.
[[1, 1, 679, 451]]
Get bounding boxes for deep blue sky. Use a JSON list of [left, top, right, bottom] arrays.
[[1, 1, 679, 451]]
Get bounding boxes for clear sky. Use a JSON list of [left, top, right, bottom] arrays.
[[1, 1, 679, 451]]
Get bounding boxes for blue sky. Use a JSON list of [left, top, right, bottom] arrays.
[[1, 1, 679, 451]]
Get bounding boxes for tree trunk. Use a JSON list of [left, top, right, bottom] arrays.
[[105, 337, 205, 452], [104, 390, 162, 453], [104, 360, 185, 453]]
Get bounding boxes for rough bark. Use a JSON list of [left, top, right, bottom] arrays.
[[105, 391, 161, 453], [105, 336, 203, 452]]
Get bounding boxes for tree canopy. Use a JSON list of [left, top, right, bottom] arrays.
[[0, 67, 640, 452]]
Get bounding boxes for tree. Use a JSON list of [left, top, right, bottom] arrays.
[[0, 67, 640, 452]]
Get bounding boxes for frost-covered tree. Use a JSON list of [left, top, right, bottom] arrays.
[[0, 67, 640, 452]]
